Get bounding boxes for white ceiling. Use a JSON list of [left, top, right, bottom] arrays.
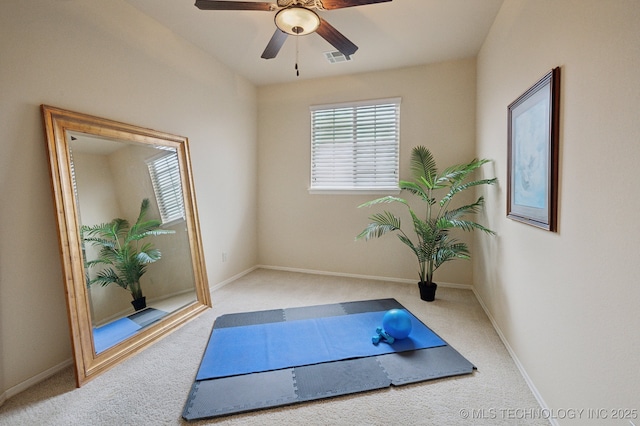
[[123, 0, 504, 86]]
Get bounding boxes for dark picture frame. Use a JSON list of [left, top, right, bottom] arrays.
[[507, 67, 560, 231]]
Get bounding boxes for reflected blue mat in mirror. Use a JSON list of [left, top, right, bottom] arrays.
[[93, 318, 141, 354], [93, 307, 168, 353]]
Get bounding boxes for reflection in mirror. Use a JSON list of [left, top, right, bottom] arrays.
[[42, 105, 211, 386], [70, 134, 197, 354]]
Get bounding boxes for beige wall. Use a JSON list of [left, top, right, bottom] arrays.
[[257, 59, 480, 285], [0, 0, 257, 399], [475, 0, 640, 421]]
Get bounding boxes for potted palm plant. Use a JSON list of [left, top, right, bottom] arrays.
[[81, 198, 175, 311], [356, 146, 497, 301]]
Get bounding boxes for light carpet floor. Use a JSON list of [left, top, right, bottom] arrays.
[[0, 269, 549, 425]]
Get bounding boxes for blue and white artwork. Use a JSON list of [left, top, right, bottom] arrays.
[[513, 93, 549, 209]]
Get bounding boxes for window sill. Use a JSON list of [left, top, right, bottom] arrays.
[[162, 217, 186, 228], [308, 188, 400, 195]]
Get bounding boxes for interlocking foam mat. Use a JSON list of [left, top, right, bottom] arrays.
[[183, 299, 475, 420]]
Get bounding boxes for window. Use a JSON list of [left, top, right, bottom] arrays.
[[147, 150, 185, 224], [310, 98, 400, 193]]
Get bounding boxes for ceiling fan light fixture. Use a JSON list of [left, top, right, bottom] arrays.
[[275, 6, 320, 35]]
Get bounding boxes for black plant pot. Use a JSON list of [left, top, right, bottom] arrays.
[[418, 282, 437, 302], [131, 296, 146, 311]]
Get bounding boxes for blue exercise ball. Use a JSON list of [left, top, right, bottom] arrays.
[[382, 309, 412, 339]]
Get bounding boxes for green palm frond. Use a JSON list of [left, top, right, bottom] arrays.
[[135, 198, 151, 224], [356, 211, 401, 240], [127, 222, 174, 243], [442, 198, 484, 220], [82, 236, 116, 249], [434, 242, 470, 269], [410, 145, 438, 187], [441, 178, 497, 205], [137, 245, 161, 263], [399, 180, 434, 204], [358, 195, 407, 209], [90, 267, 127, 289], [397, 234, 422, 261]]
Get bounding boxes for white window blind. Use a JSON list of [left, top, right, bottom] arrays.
[[310, 98, 400, 192], [147, 150, 185, 224]]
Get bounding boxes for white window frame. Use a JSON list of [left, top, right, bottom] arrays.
[[146, 150, 185, 225], [309, 97, 401, 194]]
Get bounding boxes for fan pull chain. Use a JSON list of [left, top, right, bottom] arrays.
[[295, 35, 300, 77]]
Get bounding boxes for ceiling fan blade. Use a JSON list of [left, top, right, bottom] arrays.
[[261, 29, 288, 59], [194, 0, 275, 11], [317, 0, 391, 10], [315, 18, 358, 59]]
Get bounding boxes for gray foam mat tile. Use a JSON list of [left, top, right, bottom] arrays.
[[213, 309, 285, 329], [183, 369, 298, 420], [341, 298, 403, 315], [284, 303, 347, 321], [294, 357, 391, 401], [377, 345, 476, 386], [183, 348, 475, 421], [213, 299, 401, 329]]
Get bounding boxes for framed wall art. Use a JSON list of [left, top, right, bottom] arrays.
[[507, 67, 560, 231]]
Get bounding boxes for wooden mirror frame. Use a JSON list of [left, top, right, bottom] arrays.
[[41, 105, 211, 386]]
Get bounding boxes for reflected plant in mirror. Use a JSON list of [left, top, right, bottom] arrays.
[[81, 198, 176, 312]]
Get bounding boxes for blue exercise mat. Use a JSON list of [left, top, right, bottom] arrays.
[[196, 309, 445, 380], [93, 317, 141, 354], [184, 299, 476, 420]]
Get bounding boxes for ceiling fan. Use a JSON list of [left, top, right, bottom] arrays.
[[194, 0, 392, 60]]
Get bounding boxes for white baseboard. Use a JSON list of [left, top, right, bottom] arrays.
[[257, 264, 473, 290], [209, 265, 258, 292], [471, 288, 557, 426], [1, 358, 74, 405]]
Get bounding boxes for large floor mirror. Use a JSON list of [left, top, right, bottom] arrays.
[[42, 105, 211, 386]]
